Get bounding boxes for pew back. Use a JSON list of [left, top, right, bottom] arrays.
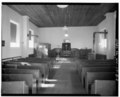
[[5, 61, 50, 80], [2, 74, 34, 87], [2, 68, 40, 80], [77, 60, 115, 69], [78, 64, 115, 78], [82, 67, 115, 86]]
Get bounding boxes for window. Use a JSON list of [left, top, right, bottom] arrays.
[[10, 20, 20, 47], [99, 33, 107, 48], [29, 29, 34, 48], [10, 22, 17, 42]]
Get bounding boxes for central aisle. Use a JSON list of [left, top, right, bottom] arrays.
[[38, 58, 86, 94]]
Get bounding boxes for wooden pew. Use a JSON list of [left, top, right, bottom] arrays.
[[85, 72, 115, 93], [2, 68, 41, 83], [19, 57, 54, 68], [17, 57, 53, 69], [4, 62, 49, 82], [6, 60, 51, 81], [78, 59, 115, 63], [2, 74, 35, 94], [2, 81, 29, 94], [80, 60, 115, 67], [81, 67, 115, 87], [78, 63, 115, 78], [3, 64, 45, 82], [77, 59, 115, 70], [76, 59, 115, 67], [91, 80, 116, 96], [86, 60, 115, 64]]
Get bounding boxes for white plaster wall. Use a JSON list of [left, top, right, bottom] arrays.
[[1, 5, 39, 59], [38, 27, 98, 49], [1, 5, 23, 59], [97, 12, 116, 59]]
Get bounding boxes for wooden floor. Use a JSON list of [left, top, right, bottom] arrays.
[[38, 58, 86, 94]]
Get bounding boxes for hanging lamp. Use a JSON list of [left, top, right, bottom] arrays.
[[57, 5, 68, 8]]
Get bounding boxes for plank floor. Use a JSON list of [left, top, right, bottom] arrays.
[[38, 58, 86, 94]]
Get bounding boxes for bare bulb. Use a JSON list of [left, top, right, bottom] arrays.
[[65, 33, 68, 37]]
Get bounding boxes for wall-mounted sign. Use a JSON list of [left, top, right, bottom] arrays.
[[2, 40, 5, 47]]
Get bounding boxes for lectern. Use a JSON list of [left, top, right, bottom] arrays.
[[61, 42, 71, 57], [62, 43, 71, 51]]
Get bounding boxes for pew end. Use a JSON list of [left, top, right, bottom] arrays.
[[86, 72, 115, 93], [81, 67, 115, 88], [91, 80, 117, 96], [2, 81, 29, 94], [2, 74, 38, 94]]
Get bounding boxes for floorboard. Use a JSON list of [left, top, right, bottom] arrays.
[[38, 58, 86, 94]]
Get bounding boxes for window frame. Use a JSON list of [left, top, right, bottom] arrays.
[[10, 20, 20, 47]]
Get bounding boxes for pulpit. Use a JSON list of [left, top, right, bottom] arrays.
[[61, 42, 72, 57], [62, 43, 71, 50]]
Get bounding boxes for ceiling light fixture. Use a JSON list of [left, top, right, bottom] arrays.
[[65, 33, 68, 37], [63, 26, 69, 38], [57, 5, 68, 8]]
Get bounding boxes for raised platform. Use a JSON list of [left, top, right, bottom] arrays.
[[60, 50, 72, 57]]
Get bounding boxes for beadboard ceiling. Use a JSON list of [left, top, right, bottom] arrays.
[[6, 3, 117, 27]]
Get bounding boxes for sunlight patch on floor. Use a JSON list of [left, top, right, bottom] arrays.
[[45, 79, 58, 82], [40, 83, 56, 88], [52, 65, 61, 69]]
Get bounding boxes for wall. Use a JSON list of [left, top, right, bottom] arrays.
[[1, 5, 39, 59], [2, 5, 116, 60], [38, 27, 98, 49], [97, 11, 116, 59], [2, 5, 23, 59]]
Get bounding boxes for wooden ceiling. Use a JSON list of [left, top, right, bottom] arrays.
[[6, 3, 117, 27]]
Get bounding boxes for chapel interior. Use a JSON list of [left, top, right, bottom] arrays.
[[1, 3, 118, 96]]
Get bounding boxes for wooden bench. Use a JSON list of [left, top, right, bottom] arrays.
[[6, 61, 51, 81], [2, 68, 41, 83], [91, 80, 116, 96], [4, 62, 49, 82], [3, 64, 45, 81], [86, 60, 115, 64], [2, 74, 34, 88], [81, 67, 115, 87], [78, 59, 115, 63], [2, 81, 29, 94], [85, 72, 115, 93], [78, 63, 115, 78], [2, 74, 35, 94], [77, 59, 115, 69], [17, 57, 53, 69]]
